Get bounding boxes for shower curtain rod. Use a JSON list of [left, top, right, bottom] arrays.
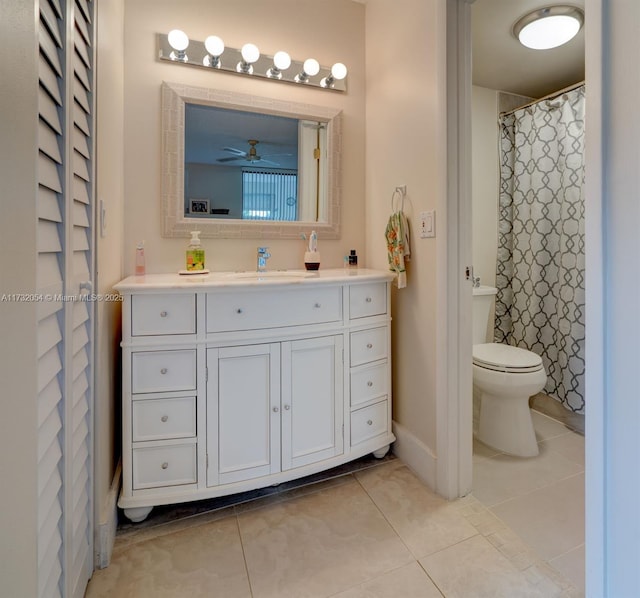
[[499, 80, 586, 117]]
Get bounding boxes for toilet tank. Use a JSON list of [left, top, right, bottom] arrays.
[[472, 285, 497, 345]]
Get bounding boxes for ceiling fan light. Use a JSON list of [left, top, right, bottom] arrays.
[[513, 6, 584, 50]]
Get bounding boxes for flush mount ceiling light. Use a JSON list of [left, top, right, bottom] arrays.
[[513, 5, 584, 50]]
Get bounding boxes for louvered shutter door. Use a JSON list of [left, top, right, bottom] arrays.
[[36, 1, 95, 597]]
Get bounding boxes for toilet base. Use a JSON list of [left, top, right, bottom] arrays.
[[477, 391, 539, 457]]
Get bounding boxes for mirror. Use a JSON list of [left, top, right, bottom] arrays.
[[161, 81, 342, 239]]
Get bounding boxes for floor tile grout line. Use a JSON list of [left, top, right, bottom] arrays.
[[415, 560, 447, 598], [234, 514, 255, 598]]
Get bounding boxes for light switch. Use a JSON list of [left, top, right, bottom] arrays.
[[420, 210, 435, 238]]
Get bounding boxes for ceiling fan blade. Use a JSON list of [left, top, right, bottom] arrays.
[[222, 147, 247, 155], [262, 153, 293, 159], [217, 156, 242, 162]]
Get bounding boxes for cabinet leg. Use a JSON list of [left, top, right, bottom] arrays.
[[123, 506, 153, 523], [372, 445, 389, 459]]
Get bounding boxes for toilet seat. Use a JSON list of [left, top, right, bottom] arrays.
[[473, 343, 543, 374]]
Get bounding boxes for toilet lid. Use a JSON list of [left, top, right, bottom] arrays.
[[473, 343, 543, 373]]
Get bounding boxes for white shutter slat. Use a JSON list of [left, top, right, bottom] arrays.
[[74, 79, 90, 114], [40, 1, 63, 47], [37, 313, 63, 359], [39, 89, 62, 134], [73, 201, 89, 227], [74, 108, 90, 136], [38, 186, 62, 223], [39, 55, 62, 106], [38, 153, 63, 193], [37, 253, 63, 290], [38, 345, 63, 395], [73, 153, 90, 182], [74, 34, 91, 72], [37, 377, 62, 428], [39, 28, 62, 78], [39, 120, 62, 163], [38, 220, 63, 253], [73, 126, 90, 159], [73, 177, 89, 204]]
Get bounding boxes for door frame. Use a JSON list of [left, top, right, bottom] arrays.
[[442, 0, 604, 593]]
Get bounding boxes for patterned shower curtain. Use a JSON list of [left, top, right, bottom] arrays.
[[494, 85, 585, 414]]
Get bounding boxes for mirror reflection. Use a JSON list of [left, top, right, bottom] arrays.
[[161, 81, 342, 239], [184, 104, 327, 222]]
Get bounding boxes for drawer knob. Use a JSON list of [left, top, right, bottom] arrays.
[[161, 462, 169, 470], [366, 297, 372, 303], [161, 415, 168, 423], [160, 311, 168, 317], [273, 406, 279, 413], [367, 419, 373, 426], [367, 381, 373, 387], [160, 368, 168, 375], [314, 303, 321, 308], [284, 404, 291, 411], [367, 343, 373, 349], [236, 308, 243, 314]]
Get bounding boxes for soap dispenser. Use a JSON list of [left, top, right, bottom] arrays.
[[304, 230, 321, 270], [186, 231, 205, 271]]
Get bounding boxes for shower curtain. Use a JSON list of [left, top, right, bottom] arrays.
[[494, 85, 585, 414]]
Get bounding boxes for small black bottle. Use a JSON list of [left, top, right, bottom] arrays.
[[348, 249, 358, 267]]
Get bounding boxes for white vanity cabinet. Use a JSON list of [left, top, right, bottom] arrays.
[[115, 269, 395, 522]]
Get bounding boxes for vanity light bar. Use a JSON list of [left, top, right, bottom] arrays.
[[157, 33, 347, 92]]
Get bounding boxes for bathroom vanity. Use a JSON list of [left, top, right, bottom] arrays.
[[114, 269, 395, 522]]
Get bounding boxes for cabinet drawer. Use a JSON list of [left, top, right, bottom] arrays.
[[131, 350, 196, 394], [350, 361, 388, 408], [351, 400, 388, 446], [350, 283, 387, 319], [350, 327, 388, 366], [132, 396, 196, 441], [131, 294, 196, 336], [207, 286, 342, 332], [132, 443, 197, 490]]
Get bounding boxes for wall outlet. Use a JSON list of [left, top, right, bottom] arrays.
[[420, 210, 435, 238]]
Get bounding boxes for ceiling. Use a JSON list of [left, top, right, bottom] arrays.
[[185, 104, 299, 169], [472, 0, 585, 98]]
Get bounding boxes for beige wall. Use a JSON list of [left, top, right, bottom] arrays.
[[471, 85, 499, 289], [95, 0, 125, 558], [365, 0, 443, 453], [122, 0, 366, 274]]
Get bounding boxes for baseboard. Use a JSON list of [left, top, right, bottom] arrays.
[[391, 420, 438, 491], [95, 460, 121, 569]]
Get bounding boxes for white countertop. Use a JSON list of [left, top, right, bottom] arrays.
[[114, 268, 395, 292]]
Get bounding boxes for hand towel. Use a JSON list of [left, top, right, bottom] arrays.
[[385, 211, 411, 288]]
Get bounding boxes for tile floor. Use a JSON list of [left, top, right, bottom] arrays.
[[86, 408, 584, 598]]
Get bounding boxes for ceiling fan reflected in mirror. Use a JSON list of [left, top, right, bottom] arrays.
[[217, 139, 292, 166]]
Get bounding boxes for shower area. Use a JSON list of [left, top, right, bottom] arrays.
[[494, 84, 586, 422]]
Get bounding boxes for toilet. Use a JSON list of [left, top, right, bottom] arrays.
[[472, 286, 547, 457]]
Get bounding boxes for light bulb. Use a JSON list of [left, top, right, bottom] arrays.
[[273, 51, 291, 71], [204, 35, 224, 57], [167, 29, 189, 52], [331, 62, 347, 80], [241, 43, 260, 64], [303, 58, 320, 77]]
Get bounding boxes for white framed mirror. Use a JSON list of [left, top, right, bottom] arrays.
[[161, 81, 342, 239]]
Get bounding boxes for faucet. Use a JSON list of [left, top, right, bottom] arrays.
[[257, 247, 271, 272]]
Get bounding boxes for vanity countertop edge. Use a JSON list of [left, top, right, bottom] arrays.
[[114, 268, 395, 291]]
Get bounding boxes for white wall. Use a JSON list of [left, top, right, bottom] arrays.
[[122, 0, 366, 275], [471, 86, 498, 289], [0, 2, 39, 595], [365, 0, 443, 481]]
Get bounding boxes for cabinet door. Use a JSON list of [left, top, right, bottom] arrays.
[[281, 335, 344, 470], [207, 344, 280, 486]]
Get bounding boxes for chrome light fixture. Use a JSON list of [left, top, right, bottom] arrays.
[[295, 58, 320, 83], [157, 32, 347, 91], [513, 5, 584, 50], [203, 35, 224, 68], [237, 43, 260, 74], [321, 63, 348, 89], [167, 29, 189, 61], [267, 51, 291, 79]]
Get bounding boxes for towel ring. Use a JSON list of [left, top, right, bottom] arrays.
[[391, 186, 406, 213]]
